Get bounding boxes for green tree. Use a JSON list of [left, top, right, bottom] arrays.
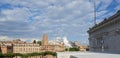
[[69, 48, 79, 51], [37, 41, 42, 45], [0, 52, 3, 57], [3, 53, 14, 58], [65, 48, 68, 51], [33, 40, 37, 44], [0, 51, 57, 58], [43, 51, 57, 56]]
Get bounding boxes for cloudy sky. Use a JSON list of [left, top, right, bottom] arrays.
[[0, 0, 120, 44]]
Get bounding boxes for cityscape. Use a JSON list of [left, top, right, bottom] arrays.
[[0, 0, 120, 58], [0, 34, 88, 58]]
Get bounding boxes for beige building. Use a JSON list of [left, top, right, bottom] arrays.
[[42, 34, 48, 45], [41, 34, 65, 52], [0, 39, 26, 44], [79, 46, 88, 51], [13, 43, 41, 53], [0, 39, 26, 54], [0, 43, 13, 54], [41, 45, 65, 52], [12, 34, 65, 54], [0, 34, 65, 58]]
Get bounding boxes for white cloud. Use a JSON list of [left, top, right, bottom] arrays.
[[0, 7, 31, 21], [0, 0, 119, 44]]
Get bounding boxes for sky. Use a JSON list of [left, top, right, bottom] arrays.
[[0, 0, 120, 45]]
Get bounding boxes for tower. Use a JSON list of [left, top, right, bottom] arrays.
[[42, 34, 48, 45], [74, 41, 79, 48], [94, 0, 97, 25]]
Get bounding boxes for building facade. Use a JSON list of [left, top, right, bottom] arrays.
[[0, 39, 26, 54], [13, 43, 41, 53], [41, 34, 65, 52], [0, 34, 65, 54], [88, 10, 120, 53], [0, 44, 13, 54]]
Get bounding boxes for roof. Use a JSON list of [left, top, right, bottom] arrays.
[[88, 10, 120, 33]]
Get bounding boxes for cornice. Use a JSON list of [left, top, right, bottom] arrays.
[[88, 10, 120, 33]]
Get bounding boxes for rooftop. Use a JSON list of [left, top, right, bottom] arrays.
[[88, 10, 120, 33]]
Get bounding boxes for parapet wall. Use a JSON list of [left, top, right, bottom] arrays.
[[57, 52, 120, 58]]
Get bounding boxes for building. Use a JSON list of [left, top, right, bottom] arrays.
[[13, 43, 41, 54], [42, 34, 48, 45], [79, 46, 88, 51], [0, 39, 26, 54], [0, 34, 65, 54], [11, 34, 65, 54], [0, 43, 13, 54], [88, 10, 120, 53], [0, 39, 26, 44], [73, 41, 79, 48], [12, 39, 26, 44], [0, 34, 65, 58], [41, 45, 65, 52], [41, 34, 65, 52]]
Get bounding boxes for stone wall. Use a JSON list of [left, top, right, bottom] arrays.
[[57, 52, 120, 58], [88, 11, 120, 52]]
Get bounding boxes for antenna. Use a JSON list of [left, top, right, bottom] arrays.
[[94, 0, 97, 25]]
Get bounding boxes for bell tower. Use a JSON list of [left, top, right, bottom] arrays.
[[42, 34, 48, 45]]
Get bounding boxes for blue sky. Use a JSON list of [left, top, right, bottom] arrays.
[[0, 0, 120, 45]]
